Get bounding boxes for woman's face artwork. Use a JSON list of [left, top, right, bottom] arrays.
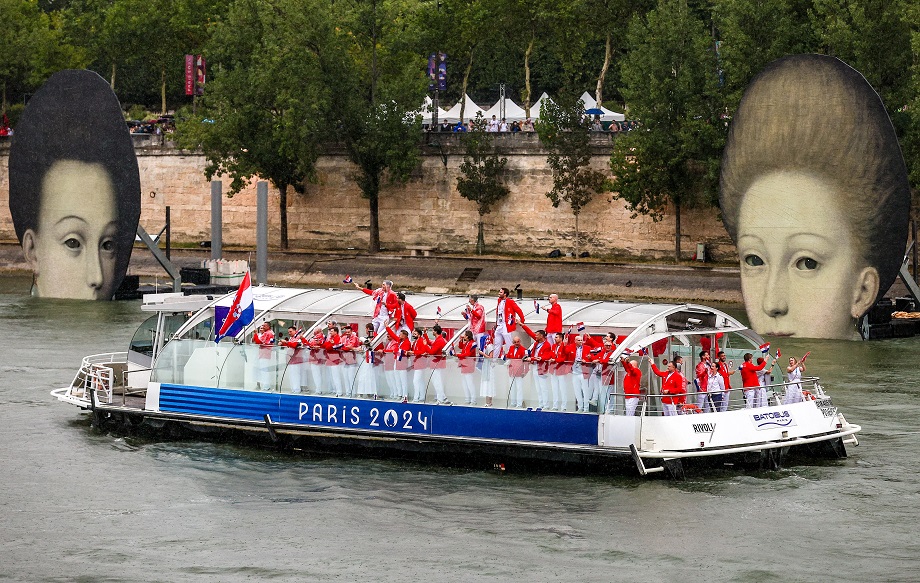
[[736, 171, 879, 340], [22, 160, 119, 300]]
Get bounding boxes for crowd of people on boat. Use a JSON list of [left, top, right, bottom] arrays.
[[247, 281, 811, 415]]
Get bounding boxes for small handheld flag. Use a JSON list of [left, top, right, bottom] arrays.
[[576, 322, 585, 332], [759, 342, 770, 354], [436, 306, 442, 318], [397, 349, 405, 362], [776, 348, 782, 359], [343, 275, 353, 284], [590, 347, 602, 355], [801, 351, 811, 363], [533, 300, 540, 314]]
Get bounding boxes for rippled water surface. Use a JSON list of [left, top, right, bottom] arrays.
[[1, 275, 918, 582]]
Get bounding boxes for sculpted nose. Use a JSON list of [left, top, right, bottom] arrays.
[[761, 265, 788, 317], [85, 247, 104, 292]]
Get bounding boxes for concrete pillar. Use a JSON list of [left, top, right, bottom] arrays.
[[210, 180, 222, 260], [256, 181, 268, 285]]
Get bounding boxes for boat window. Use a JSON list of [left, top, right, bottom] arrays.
[[128, 315, 159, 361]]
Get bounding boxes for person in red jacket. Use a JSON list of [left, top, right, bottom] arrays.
[[339, 326, 362, 397], [570, 334, 594, 412], [408, 327, 430, 402], [739, 351, 772, 408], [494, 287, 525, 356], [621, 357, 643, 416], [464, 295, 487, 349], [505, 334, 529, 408], [538, 294, 563, 345], [550, 332, 571, 411], [281, 326, 306, 393], [385, 325, 411, 402], [393, 292, 417, 334], [456, 330, 478, 405], [522, 324, 553, 409], [357, 323, 382, 400], [306, 329, 327, 394], [354, 279, 398, 334], [694, 350, 711, 409], [425, 324, 451, 405], [715, 350, 736, 412], [650, 358, 686, 416], [323, 326, 344, 396], [252, 322, 275, 390]]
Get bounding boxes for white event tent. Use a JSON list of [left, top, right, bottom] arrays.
[[579, 91, 626, 122], [413, 95, 449, 125], [441, 94, 485, 123], [530, 92, 552, 119], [482, 97, 528, 122]]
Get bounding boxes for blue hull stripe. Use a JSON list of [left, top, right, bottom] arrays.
[[158, 384, 599, 446]]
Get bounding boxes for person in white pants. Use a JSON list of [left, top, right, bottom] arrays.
[[479, 339, 497, 407], [784, 356, 805, 404], [550, 333, 569, 411], [756, 357, 771, 407], [570, 336, 591, 412]]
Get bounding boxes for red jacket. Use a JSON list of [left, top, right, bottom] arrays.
[[253, 329, 275, 359], [362, 287, 398, 318], [651, 363, 686, 405], [622, 358, 642, 396], [505, 343, 529, 378], [545, 303, 562, 334], [740, 359, 767, 388], [427, 334, 448, 370], [339, 333, 361, 365], [393, 301, 417, 331], [384, 327, 411, 371], [553, 342, 573, 375], [457, 339, 477, 374], [466, 302, 486, 334], [409, 336, 429, 370], [281, 335, 306, 364], [323, 333, 342, 366], [496, 297, 525, 332]]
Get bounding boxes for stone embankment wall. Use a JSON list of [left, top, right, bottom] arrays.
[[0, 134, 736, 260]]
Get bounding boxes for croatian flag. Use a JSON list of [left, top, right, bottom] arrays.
[[759, 342, 771, 354], [591, 347, 602, 355], [343, 275, 353, 284], [462, 309, 470, 320], [397, 349, 405, 362], [436, 306, 442, 318], [622, 347, 634, 355], [533, 300, 540, 314], [215, 271, 254, 343], [801, 351, 811, 363], [776, 348, 782, 359], [576, 322, 585, 332]]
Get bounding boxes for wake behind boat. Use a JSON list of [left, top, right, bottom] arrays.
[[52, 285, 860, 478]]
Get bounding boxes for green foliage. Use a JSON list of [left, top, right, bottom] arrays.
[[610, 0, 724, 260], [457, 113, 511, 253], [537, 96, 608, 255], [176, 0, 338, 249]]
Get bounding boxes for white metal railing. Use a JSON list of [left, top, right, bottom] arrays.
[[69, 352, 127, 405]]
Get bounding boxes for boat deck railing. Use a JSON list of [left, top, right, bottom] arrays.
[[142, 340, 831, 415], [68, 352, 128, 405]]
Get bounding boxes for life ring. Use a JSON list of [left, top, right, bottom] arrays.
[[681, 403, 702, 414], [802, 390, 816, 401]]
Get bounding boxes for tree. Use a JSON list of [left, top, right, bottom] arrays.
[[176, 0, 337, 249], [333, 0, 426, 254], [456, 113, 510, 254], [610, 0, 724, 261], [537, 97, 608, 256]]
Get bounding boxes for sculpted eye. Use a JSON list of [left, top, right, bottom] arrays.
[[795, 257, 818, 270], [101, 240, 115, 252], [743, 254, 764, 267], [64, 238, 81, 250]]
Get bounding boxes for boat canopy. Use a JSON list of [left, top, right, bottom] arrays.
[[169, 286, 760, 353]]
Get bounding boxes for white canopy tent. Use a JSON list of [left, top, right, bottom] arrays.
[[441, 94, 485, 123], [579, 91, 626, 122], [415, 95, 449, 125], [482, 97, 529, 122], [530, 92, 552, 119]]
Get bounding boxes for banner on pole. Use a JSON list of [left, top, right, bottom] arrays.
[[185, 54, 195, 95]]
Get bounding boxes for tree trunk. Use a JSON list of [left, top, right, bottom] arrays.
[[574, 213, 580, 257], [459, 48, 474, 123], [674, 202, 681, 262], [595, 33, 612, 108], [110, 62, 116, 90], [523, 33, 535, 117], [160, 67, 167, 114], [279, 182, 289, 250], [477, 216, 485, 255], [368, 186, 381, 254]]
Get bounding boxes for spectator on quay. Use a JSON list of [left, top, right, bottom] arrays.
[[453, 121, 466, 132], [591, 117, 603, 131], [499, 118, 509, 132], [522, 117, 534, 132], [488, 115, 499, 132]]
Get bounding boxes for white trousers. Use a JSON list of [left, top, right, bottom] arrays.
[[309, 362, 326, 394], [744, 389, 757, 409], [757, 387, 768, 408], [394, 369, 409, 398], [572, 373, 590, 412], [286, 363, 303, 393], [413, 368, 428, 402], [720, 391, 730, 412], [663, 403, 677, 416], [625, 397, 639, 416], [534, 373, 551, 409], [493, 330, 513, 356], [357, 364, 377, 396], [329, 365, 345, 396], [384, 369, 399, 398], [461, 373, 477, 404], [342, 364, 358, 396], [551, 375, 567, 410], [430, 368, 447, 402], [508, 376, 526, 407], [784, 384, 803, 404], [480, 361, 495, 398]]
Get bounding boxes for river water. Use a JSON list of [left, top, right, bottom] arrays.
[[1, 274, 918, 582]]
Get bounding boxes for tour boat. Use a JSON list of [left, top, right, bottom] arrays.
[[51, 286, 860, 478]]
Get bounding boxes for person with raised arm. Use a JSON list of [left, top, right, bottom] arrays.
[[536, 294, 563, 345], [384, 325, 411, 402], [339, 326, 362, 398], [650, 358, 686, 416], [408, 327, 430, 403], [353, 279, 399, 334], [464, 294, 487, 349], [522, 324, 553, 410], [281, 326, 306, 393], [424, 324, 451, 405], [739, 352, 772, 408], [784, 355, 807, 404], [620, 357, 642, 416], [494, 287, 525, 355]]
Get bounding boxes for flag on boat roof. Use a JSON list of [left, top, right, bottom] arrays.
[[759, 342, 770, 354], [343, 275, 353, 284], [215, 271, 254, 343]]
